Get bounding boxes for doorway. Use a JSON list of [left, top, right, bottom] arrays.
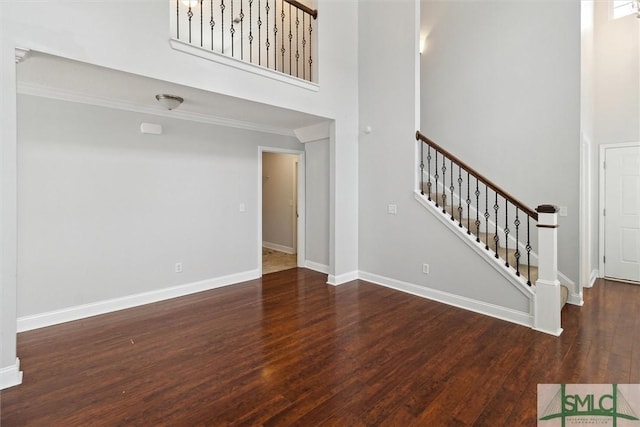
[[599, 143, 640, 283], [259, 148, 305, 275]]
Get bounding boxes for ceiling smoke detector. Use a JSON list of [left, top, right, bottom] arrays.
[[155, 94, 184, 110]]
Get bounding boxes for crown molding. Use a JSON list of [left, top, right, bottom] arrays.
[[15, 47, 31, 63], [294, 121, 330, 143], [16, 82, 296, 137]]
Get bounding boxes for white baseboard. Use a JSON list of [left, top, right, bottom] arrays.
[[304, 260, 330, 274], [0, 358, 23, 390], [358, 271, 534, 328], [327, 270, 359, 286], [585, 269, 599, 288], [17, 269, 260, 332], [262, 241, 295, 254], [567, 293, 584, 306]]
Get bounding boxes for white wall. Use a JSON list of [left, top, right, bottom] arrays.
[[420, 0, 581, 283], [1, 0, 359, 379], [591, 3, 640, 277], [305, 139, 330, 267], [262, 152, 297, 252], [17, 95, 303, 317], [358, 0, 530, 316]]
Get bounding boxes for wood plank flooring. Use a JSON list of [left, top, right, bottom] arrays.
[[1, 269, 639, 426]]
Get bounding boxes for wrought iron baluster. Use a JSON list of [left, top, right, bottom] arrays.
[[265, 0, 270, 67], [288, 3, 292, 75], [200, 0, 204, 46], [221, 0, 225, 54], [475, 178, 481, 242], [240, 0, 244, 60], [514, 208, 521, 277], [449, 159, 455, 221], [258, 0, 262, 65], [484, 185, 490, 250], [420, 142, 424, 196], [441, 154, 447, 214], [434, 150, 439, 208], [504, 199, 510, 267], [493, 192, 499, 258], [281, 0, 286, 73], [248, 0, 253, 60], [427, 146, 432, 201], [230, 0, 235, 56], [457, 165, 463, 226], [188, 3, 193, 43], [308, 16, 313, 81], [466, 171, 471, 234], [177, 0, 180, 39], [526, 217, 532, 285], [273, 0, 278, 70], [302, 14, 306, 80], [295, 9, 299, 77], [210, 0, 215, 50]]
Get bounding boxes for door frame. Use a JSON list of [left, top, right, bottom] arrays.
[[598, 141, 640, 279], [258, 147, 306, 276]]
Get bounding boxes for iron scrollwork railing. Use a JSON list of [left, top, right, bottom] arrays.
[[173, 0, 318, 82], [416, 131, 539, 286]]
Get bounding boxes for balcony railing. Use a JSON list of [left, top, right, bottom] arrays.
[[171, 0, 318, 82]]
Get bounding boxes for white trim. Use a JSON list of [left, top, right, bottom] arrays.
[[0, 358, 23, 390], [586, 269, 599, 288], [304, 260, 330, 274], [17, 270, 259, 332], [414, 191, 535, 299], [327, 271, 359, 286], [170, 39, 319, 92], [293, 122, 331, 143], [567, 292, 584, 306], [17, 82, 295, 137], [598, 142, 640, 280], [578, 133, 591, 295], [15, 47, 30, 63], [358, 271, 534, 329], [258, 147, 306, 276], [262, 241, 295, 254]]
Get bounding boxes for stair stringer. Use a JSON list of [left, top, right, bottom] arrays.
[[419, 173, 579, 304], [414, 190, 536, 327]]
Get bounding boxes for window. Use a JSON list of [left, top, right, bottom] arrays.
[[611, 0, 638, 19]]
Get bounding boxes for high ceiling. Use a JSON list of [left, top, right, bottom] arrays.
[[17, 51, 328, 136]]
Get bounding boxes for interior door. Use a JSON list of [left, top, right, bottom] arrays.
[[604, 145, 640, 282]]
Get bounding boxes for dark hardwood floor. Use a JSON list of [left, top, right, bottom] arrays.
[[1, 269, 638, 426]]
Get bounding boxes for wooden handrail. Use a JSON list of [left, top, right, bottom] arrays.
[[283, 0, 318, 19], [416, 131, 538, 221]]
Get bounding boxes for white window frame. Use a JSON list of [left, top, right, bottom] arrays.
[[611, 0, 638, 19]]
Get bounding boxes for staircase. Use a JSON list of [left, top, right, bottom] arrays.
[[415, 131, 569, 335], [440, 202, 570, 308]]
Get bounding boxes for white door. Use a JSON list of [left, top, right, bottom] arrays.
[[604, 145, 640, 282]]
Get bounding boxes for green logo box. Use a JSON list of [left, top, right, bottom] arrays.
[[538, 384, 640, 426]]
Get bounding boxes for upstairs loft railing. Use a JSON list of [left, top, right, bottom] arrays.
[[416, 131, 543, 286], [172, 0, 318, 82]]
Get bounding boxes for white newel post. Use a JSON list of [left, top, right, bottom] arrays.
[[534, 205, 562, 336]]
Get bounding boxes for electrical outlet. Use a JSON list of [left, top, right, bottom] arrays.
[[422, 263, 429, 274], [175, 262, 183, 273], [388, 204, 397, 215]]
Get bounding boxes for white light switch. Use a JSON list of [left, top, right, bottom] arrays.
[[559, 206, 568, 217], [239, 203, 246, 212], [388, 204, 397, 215]]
